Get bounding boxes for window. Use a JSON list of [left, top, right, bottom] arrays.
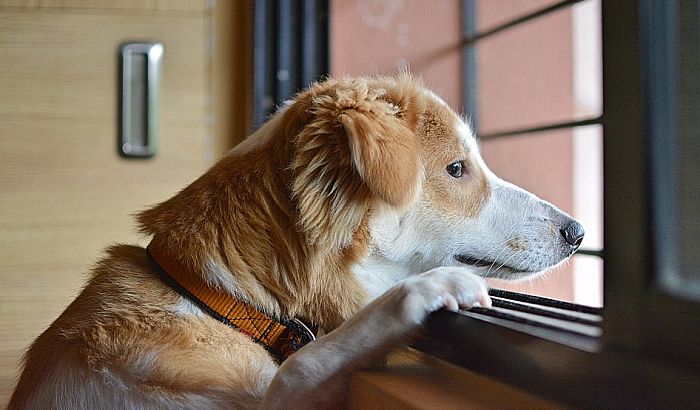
[[328, 0, 700, 406], [602, 0, 700, 365]]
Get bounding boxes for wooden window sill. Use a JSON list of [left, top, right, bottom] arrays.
[[349, 348, 564, 409]]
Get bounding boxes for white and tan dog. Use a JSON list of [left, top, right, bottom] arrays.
[[10, 74, 583, 409]]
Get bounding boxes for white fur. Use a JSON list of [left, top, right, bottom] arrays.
[[171, 295, 204, 317], [202, 259, 247, 297], [262, 266, 491, 409]]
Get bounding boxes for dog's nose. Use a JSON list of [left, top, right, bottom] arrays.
[[559, 220, 585, 248]]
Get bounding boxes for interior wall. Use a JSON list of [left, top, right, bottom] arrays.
[[0, 1, 251, 404], [211, 0, 254, 156]]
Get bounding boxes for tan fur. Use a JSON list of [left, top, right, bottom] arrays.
[[10, 74, 578, 409], [131, 75, 424, 330]]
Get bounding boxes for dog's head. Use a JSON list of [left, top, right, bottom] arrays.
[[283, 74, 584, 294]]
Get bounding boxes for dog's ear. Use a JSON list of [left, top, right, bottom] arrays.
[[338, 101, 420, 208], [326, 78, 421, 208], [290, 78, 421, 247]]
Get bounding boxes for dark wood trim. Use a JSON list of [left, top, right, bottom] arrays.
[[600, 0, 648, 352], [415, 310, 700, 408]]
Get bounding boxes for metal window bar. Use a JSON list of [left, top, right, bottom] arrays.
[[253, 0, 276, 129], [479, 115, 603, 141], [462, 0, 603, 259], [466, 306, 601, 339], [462, 0, 478, 131], [489, 288, 601, 315], [462, 0, 588, 45], [253, 0, 329, 130], [276, 0, 299, 103]]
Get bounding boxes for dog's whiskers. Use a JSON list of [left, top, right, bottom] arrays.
[[475, 236, 518, 267], [485, 245, 512, 277], [491, 250, 523, 275], [513, 254, 530, 273]]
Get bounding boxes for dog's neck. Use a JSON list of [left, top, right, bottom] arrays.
[[147, 236, 316, 362], [144, 179, 374, 329]]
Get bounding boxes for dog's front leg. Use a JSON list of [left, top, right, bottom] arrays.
[[261, 267, 491, 409]]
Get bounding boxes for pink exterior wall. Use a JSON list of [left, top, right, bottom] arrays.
[[477, 0, 556, 30], [330, 0, 462, 108], [476, 4, 575, 132]]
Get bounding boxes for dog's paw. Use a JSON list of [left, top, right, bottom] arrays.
[[389, 267, 491, 326]]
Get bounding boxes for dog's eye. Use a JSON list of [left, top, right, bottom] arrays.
[[446, 161, 464, 178]]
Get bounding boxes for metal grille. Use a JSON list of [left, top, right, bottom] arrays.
[[253, 0, 329, 129]]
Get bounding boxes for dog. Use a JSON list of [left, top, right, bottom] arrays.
[[9, 74, 583, 409]]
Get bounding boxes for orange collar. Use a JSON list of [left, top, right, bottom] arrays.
[[146, 239, 315, 362]]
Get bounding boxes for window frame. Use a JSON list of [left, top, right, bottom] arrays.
[[412, 0, 700, 406], [603, 0, 700, 367]]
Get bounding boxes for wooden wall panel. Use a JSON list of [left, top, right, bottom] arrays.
[[0, 4, 209, 404]]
